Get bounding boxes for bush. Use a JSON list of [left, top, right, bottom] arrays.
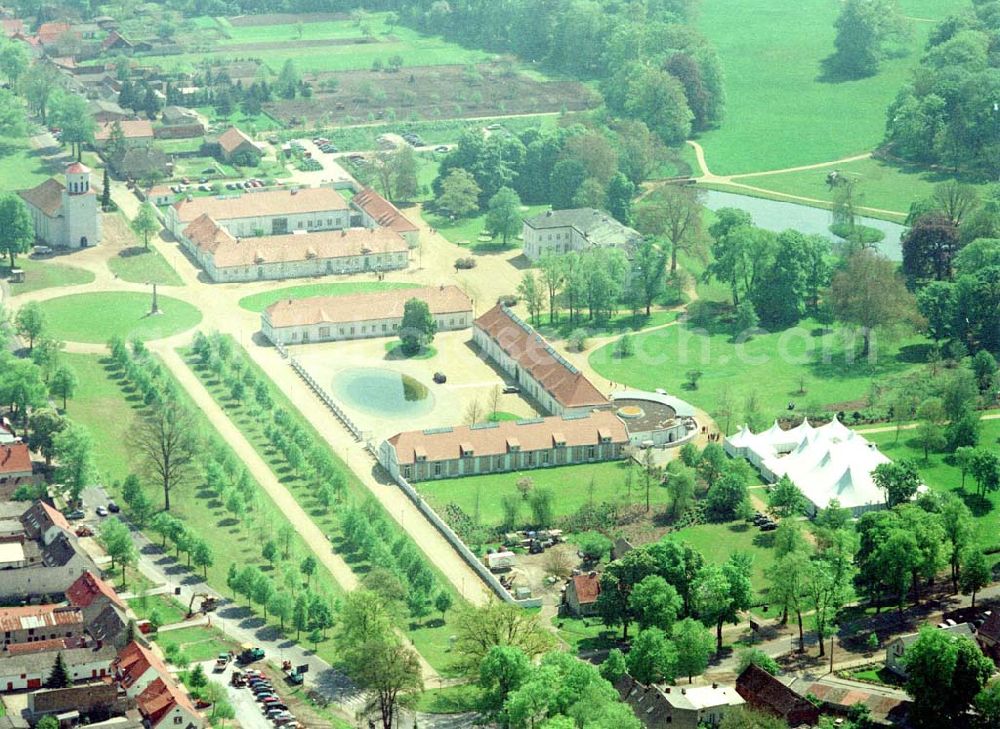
[[614, 334, 634, 358], [575, 531, 612, 562]]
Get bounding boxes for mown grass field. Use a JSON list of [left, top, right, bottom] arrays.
[[423, 204, 550, 247], [153, 625, 237, 662], [238, 281, 419, 312], [127, 594, 189, 625], [39, 292, 202, 343], [3, 257, 95, 296], [417, 461, 668, 529], [589, 317, 930, 424], [665, 521, 777, 600], [695, 0, 965, 174], [864, 419, 1000, 545], [107, 248, 184, 286]]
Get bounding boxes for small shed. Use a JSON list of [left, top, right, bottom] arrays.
[[9, 268, 24, 283], [486, 550, 516, 572]]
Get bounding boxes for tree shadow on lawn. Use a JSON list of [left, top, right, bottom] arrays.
[[954, 487, 994, 518], [805, 343, 915, 382]]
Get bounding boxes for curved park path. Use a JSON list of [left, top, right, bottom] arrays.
[[684, 140, 907, 219]]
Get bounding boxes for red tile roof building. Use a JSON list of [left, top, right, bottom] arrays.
[[94, 119, 154, 146], [113, 641, 171, 697], [565, 573, 601, 616], [66, 570, 125, 610], [380, 410, 627, 483], [36, 22, 72, 46], [473, 304, 609, 416], [0, 443, 33, 481], [0, 604, 84, 648], [136, 676, 203, 729], [352, 187, 419, 247], [215, 126, 262, 161], [262, 285, 472, 345]]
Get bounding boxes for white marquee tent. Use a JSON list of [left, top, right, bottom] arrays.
[[725, 418, 896, 516]]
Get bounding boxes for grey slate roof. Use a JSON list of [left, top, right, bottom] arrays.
[[523, 208, 642, 249]]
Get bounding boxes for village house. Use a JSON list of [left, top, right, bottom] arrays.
[[261, 285, 472, 345], [379, 410, 628, 483], [26, 680, 123, 721], [0, 604, 85, 648], [94, 120, 154, 150], [616, 675, 745, 729], [0, 442, 32, 485], [17, 163, 101, 249], [109, 146, 170, 181], [65, 571, 129, 648], [112, 641, 171, 698], [351, 187, 419, 247], [210, 126, 263, 164], [473, 304, 609, 417], [136, 676, 203, 729], [87, 99, 131, 123], [154, 106, 205, 139], [36, 22, 74, 48], [564, 572, 601, 617], [885, 622, 976, 677], [180, 214, 409, 282], [522, 208, 643, 262], [735, 664, 820, 727], [0, 644, 116, 691], [100, 30, 132, 54], [165, 186, 350, 239], [0, 500, 100, 601]]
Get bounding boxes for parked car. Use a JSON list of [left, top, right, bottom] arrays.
[[107, 501, 120, 513], [434, 145, 449, 153], [485, 123, 502, 130], [759, 522, 778, 532], [66, 509, 85, 520], [433, 372, 447, 384], [214, 653, 230, 672], [502, 385, 520, 394], [95, 506, 108, 517]]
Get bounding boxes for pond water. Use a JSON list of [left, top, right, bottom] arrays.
[[702, 189, 908, 261], [330, 367, 434, 418]]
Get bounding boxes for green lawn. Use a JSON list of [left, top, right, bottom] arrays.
[[417, 461, 667, 529], [107, 247, 184, 286], [535, 309, 678, 341], [154, 625, 237, 662], [238, 281, 419, 312], [846, 664, 906, 687], [589, 316, 930, 424], [179, 339, 465, 673], [553, 615, 619, 654], [127, 593, 190, 625], [3, 257, 95, 296], [695, 0, 965, 174], [218, 17, 380, 45], [733, 156, 983, 219], [0, 136, 53, 193], [864, 419, 1000, 546], [413, 683, 483, 714], [665, 521, 777, 600], [423, 204, 550, 246], [156, 138, 206, 155], [38, 292, 202, 343]]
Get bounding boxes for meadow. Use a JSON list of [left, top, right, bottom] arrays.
[[2, 257, 94, 296], [589, 317, 930, 425], [0, 137, 53, 193], [38, 292, 202, 343], [694, 0, 965, 175]]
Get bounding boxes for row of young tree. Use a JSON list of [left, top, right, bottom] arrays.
[[884, 2, 1000, 177]]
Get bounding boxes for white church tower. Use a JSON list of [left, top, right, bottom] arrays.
[[61, 162, 101, 248]]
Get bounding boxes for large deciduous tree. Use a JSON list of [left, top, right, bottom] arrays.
[[634, 184, 704, 273], [398, 298, 437, 356], [0, 195, 36, 269], [128, 399, 198, 511]]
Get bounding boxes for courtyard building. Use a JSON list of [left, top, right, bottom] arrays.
[[262, 285, 472, 345], [93, 120, 155, 149], [0, 604, 85, 648], [885, 622, 975, 677], [181, 214, 409, 282], [18, 163, 101, 249], [522, 208, 643, 262], [615, 675, 746, 729], [379, 410, 628, 482], [564, 572, 601, 617], [352, 187, 420, 248], [212, 126, 263, 163], [473, 304, 609, 417], [166, 186, 350, 239]]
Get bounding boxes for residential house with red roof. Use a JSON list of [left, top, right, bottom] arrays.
[[21, 501, 70, 546], [473, 304, 609, 416], [136, 676, 203, 729], [0, 604, 84, 648], [213, 126, 262, 164], [94, 120, 154, 149], [0, 643, 116, 691], [65, 571, 129, 647], [976, 611, 1000, 666], [36, 22, 74, 48], [0, 443, 32, 484], [565, 572, 601, 617], [113, 641, 171, 698]]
